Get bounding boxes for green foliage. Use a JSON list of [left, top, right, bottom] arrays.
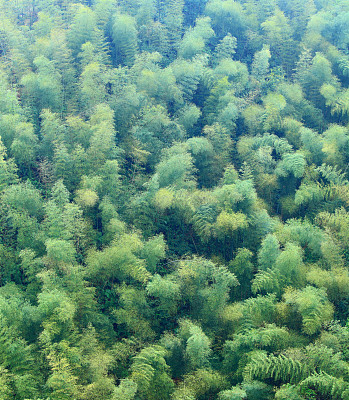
[[132, 105, 184, 166], [321, 124, 349, 168], [154, 143, 196, 189], [163, 0, 184, 56], [112, 13, 138, 66], [222, 294, 277, 335], [218, 387, 246, 400], [146, 274, 181, 315], [46, 354, 80, 400], [113, 284, 155, 340], [251, 45, 271, 86], [0, 138, 18, 193], [316, 163, 349, 185], [294, 182, 324, 208], [67, 5, 99, 57], [182, 320, 212, 370], [0, 71, 21, 114], [261, 8, 295, 74], [176, 257, 238, 325], [1, 1, 349, 399], [112, 379, 137, 400], [176, 104, 201, 131], [258, 234, 280, 271], [172, 57, 206, 102], [10, 122, 38, 172], [215, 33, 237, 64], [219, 381, 273, 400], [274, 243, 303, 284], [173, 369, 227, 400], [229, 248, 253, 299], [86, 232, 151, 285], [275, 152, 306, 179], [244, 351, 308, 384], [205, 0, 246, 39], [0, 316, 40, 399], [215, 210, 248, 238], [130, 345, 174, 400], [282, 286, 333, 335], [300, 372, 349, 400], [178, 17, 214, 59], [140, 234, 166, 273], [45, 239, 77, 265], [253, 241, 305, 295], [137, 67, 182, 107], [20, 56, 63, 115], [223, 324, 295, 373], [79, 62, 108, 111], [2, 181, 43, 219], [0, 367, 13, 400], [252, 268, 280, 295], [275, 384, 304, 400]]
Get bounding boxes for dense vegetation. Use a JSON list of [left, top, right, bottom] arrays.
[[1, 0, 349, 398]]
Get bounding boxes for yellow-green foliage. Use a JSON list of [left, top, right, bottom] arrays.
[[282, 286, 334, 335], [2, 1, 349, 399], [215, 210, 248, 237]]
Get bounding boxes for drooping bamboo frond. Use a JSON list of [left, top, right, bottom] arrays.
[[244, 351, 308, 384], [316, 163, 349, 186], [252, 268, 280, 294], [300, 372, 349, 400]]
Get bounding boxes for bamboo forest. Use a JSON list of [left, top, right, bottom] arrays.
[[2, 0, 349, 398]]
